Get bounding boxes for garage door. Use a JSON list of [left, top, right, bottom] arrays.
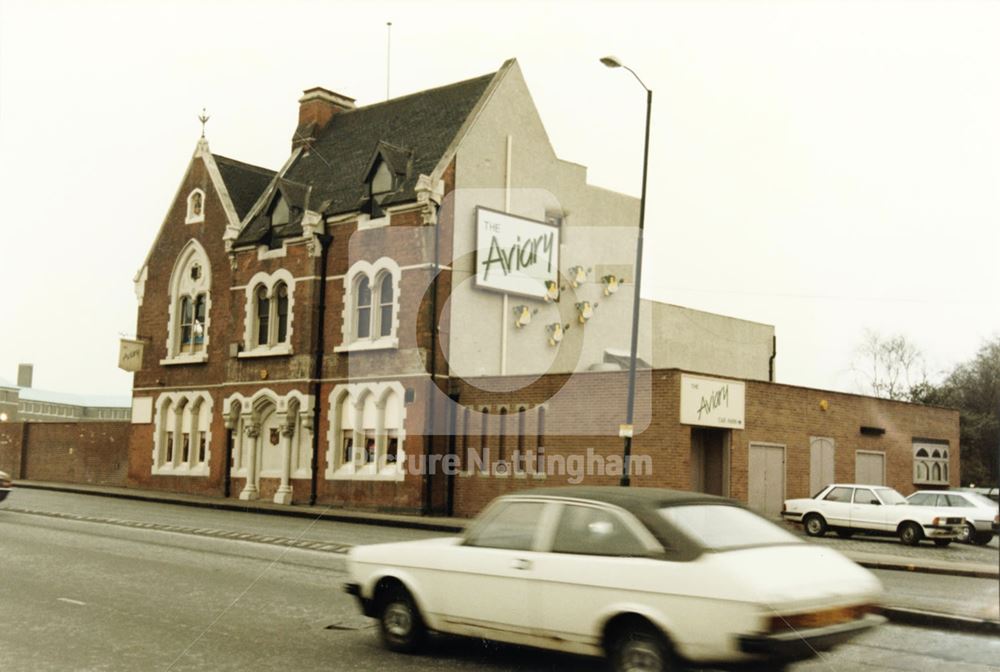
[[748, 443, 785, 517], [809, 437, 835, 496], [855, 451, 885, 486]]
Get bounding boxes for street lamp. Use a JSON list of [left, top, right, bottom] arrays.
[[601, 55, 652, 488]]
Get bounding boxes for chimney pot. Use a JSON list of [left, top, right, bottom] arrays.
[[17, 363, 33, 388]]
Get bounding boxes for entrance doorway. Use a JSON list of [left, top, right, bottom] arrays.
[[748, 443, 786, 517], [690, 428, 729, 497]]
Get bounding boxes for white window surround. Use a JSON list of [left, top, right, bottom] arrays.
[[913, 441, 950, 485], [357, 212, 390, 231], [185, 188, 206, 224], [240, 269, 296, 357], [326, 381, 407, 481], [152, 391, 212, 476], [335, 258, 401, 353], [162, 240, 211, 365]]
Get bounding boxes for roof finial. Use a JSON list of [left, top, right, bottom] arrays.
[[198, 107, 210, 138]]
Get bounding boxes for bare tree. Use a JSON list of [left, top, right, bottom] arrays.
[[853, 329, 927, 401]]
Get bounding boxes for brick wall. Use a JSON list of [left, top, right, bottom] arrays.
[[0, 421, 129, 486]]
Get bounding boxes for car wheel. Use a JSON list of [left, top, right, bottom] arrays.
[[378, 586, 426, 653], [957, 523, 974, 544], [609, 623, 673, 672], [933, 539, 952, 547], [835, 529, 854, 539], [803, 514, 827, 537], [972, 532, 994, 546], [898, 522, 923, 546]]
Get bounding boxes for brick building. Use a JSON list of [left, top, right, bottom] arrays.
[[126, 59, 958, 517]]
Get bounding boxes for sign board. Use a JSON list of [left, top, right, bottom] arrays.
[[475, 207, 559, 299], [619, 424, 634, 438], [131, 397, 153, 424], [118, 339, 145, 372], [680, 374, 746, 429]]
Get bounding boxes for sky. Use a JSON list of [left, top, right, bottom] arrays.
[[0, 0, 997, 397]]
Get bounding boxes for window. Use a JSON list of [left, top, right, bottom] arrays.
[[913, 441, 949, 485], [185, 189, 205, 224], [241, 271, 295, 356], [853, 489, 880, 505], [552, 505, 648, 557], [497, 407, 508, 463], [164, 240, 211, 364], [465, 501, 546, 551], [152, 392, 212, 476], [908, 493, 933, 506], [944, 495, 967, 507], [339, 259, 400, 350], [824, 487, 853, 503], [327, 382, 407, 481], [366, 161, 395, 218]]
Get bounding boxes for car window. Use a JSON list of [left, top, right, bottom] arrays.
[[464, 501, 546, 551], [659, 505, 801, 551], [853, 489, 880, 505], [908, 493, 932, 505], [551, 505, 648, 557], [965, 493, 998, 507], [945, 495, 967, 507], [824, 487, 853, 503], [874, 488, 907, 505]]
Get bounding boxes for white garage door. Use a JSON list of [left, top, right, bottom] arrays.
[[855, 451, 885, 486], [748, 443, 786, 517], [809, 437, 835, 496]]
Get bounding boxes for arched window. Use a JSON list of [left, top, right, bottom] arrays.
[[327, 383, 407, 481], [516, 406, 527, 473], [498, 408, 508, 462], [536, 407, 547, 475], [255, 285, 270, 346], [166, 241, 211, 362], [186, 189, 205, 224], [480, 407, 491, 463], [356, 276, 372, 339], [461, 408, 472, 471], [377, 273, 394, 337], [339, 394, 355, 466], [152, 392, 212, 476], [276, 282, 289, 343]]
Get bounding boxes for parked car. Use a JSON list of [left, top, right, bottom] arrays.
[[782, 484, 964, 546], [906, 490, 999, 545], [961, 486, 1000, 504], [0, 470, 11, 502], [345, 487, 884, 672]]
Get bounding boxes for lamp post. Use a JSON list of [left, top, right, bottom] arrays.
[[601, 56, 652, 487]]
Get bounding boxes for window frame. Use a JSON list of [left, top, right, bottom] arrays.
[[240, 271, 295, 358], [337, 258, 400, 352], [162, 240, 211, 365]]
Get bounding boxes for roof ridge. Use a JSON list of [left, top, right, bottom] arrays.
[[342, 71, 497, 115], [213, 153, 276, 176]]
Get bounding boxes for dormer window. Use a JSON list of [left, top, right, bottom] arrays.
[[366, 161, 395, 218]]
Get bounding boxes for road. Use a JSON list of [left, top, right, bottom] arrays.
[[1, 490, 998, 672]]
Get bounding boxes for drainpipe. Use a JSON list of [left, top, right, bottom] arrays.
[[769, 335, 777, 382], [422, 198, 443, 515], [309, 233, 333, 506]]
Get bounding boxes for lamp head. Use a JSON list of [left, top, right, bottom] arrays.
[[600, 55, 623, 68]]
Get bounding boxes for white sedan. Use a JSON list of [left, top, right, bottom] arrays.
[[783, 484, 965, 546], [906, 490, 999, 545], [345, 487, 884, 672]]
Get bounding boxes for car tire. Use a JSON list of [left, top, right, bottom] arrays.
[[609, 622, 674, 672], [378, 586, 426, 653], [933, 539, 952, 547], [957, 523, 974, 544], [835, 529, 854, 539], [971, 532, 994, 546], [803, 514, 827, 538], [898, 522, 923, 546]]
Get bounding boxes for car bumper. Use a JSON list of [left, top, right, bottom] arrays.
[[344, 582, 376, 618], [922, 524, 961, 539], [739, 614, 885, 661]]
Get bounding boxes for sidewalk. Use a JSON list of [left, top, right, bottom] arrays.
[[10, 480, 999, 635]]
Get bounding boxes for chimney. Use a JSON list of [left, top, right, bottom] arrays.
[[293, 87, 355, 152], [17, 363, 33, 388]]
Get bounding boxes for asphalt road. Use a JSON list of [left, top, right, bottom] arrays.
[[2, 490, 998, 672]]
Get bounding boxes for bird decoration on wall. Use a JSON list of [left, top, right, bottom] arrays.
[[602, 275, 621, 296], [568, 266, 589, 288], [513, 305, 535, 329], [544, 280, 560, 302], [575, 301, 595, 324], [546, 322, 568, 346]]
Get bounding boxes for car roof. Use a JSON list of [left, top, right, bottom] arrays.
[[503, 486, 731, 514]]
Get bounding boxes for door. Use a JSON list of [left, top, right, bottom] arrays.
[[809, 437, 835, 496], [748, 443, 785, 517], [849, 487, 888, 531], [855, 451, 885, 485], [691, 428, 730, 496]]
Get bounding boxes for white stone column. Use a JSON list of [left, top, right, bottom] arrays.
[[273, 422, 295, 505], [239, 422, 261, 500]]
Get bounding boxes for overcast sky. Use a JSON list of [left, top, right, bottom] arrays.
[[1, 0, 997, 397]]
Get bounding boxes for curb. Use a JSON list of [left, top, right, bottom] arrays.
[[880, 606, 1000, 636], [12, 483, 466, 534], [852, 559, 998, 581]]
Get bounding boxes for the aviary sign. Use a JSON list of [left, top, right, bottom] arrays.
[[680, 374, 746, 429], [475, 207, 559, 299]]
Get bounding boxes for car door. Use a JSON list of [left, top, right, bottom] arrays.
[[433, 498, 556, 644], [535, 502, 666, 652], [850, 487, 887, 531], [819, 486, 854, 527]]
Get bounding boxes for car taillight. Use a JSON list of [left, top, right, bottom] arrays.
[[769, 604, 875, 633]]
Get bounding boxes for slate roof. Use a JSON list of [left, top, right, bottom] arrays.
[[232, 69, 497, 246], [213, 154, 277, 220]]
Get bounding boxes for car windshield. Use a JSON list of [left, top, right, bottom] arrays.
[[964, 492, 999, 508], [658, 505, 801, 551], [875, 488, 907, 505]]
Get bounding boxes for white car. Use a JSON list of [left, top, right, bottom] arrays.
[[906, 490, 999, 545], [345, 487, 884, 672], [0, 470, 11, 503], [782, 484, 965, 546]]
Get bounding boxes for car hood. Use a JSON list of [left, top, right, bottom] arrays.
[[704, 543, 883, 608], [348, 536, 463, 564]]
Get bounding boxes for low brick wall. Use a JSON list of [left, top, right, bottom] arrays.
[[0, 421, 129, 486]]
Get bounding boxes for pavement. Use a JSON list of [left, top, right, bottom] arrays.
[[9, 480, 1000, 636]]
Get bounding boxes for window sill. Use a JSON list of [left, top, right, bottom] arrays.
[[160, 352, 208, 366], [334, 337, 399, 353], [152, 464, 210, 477], [357, 214, 389, 230], [327, 465, 405, 482], [238, 344, 293, 359]]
